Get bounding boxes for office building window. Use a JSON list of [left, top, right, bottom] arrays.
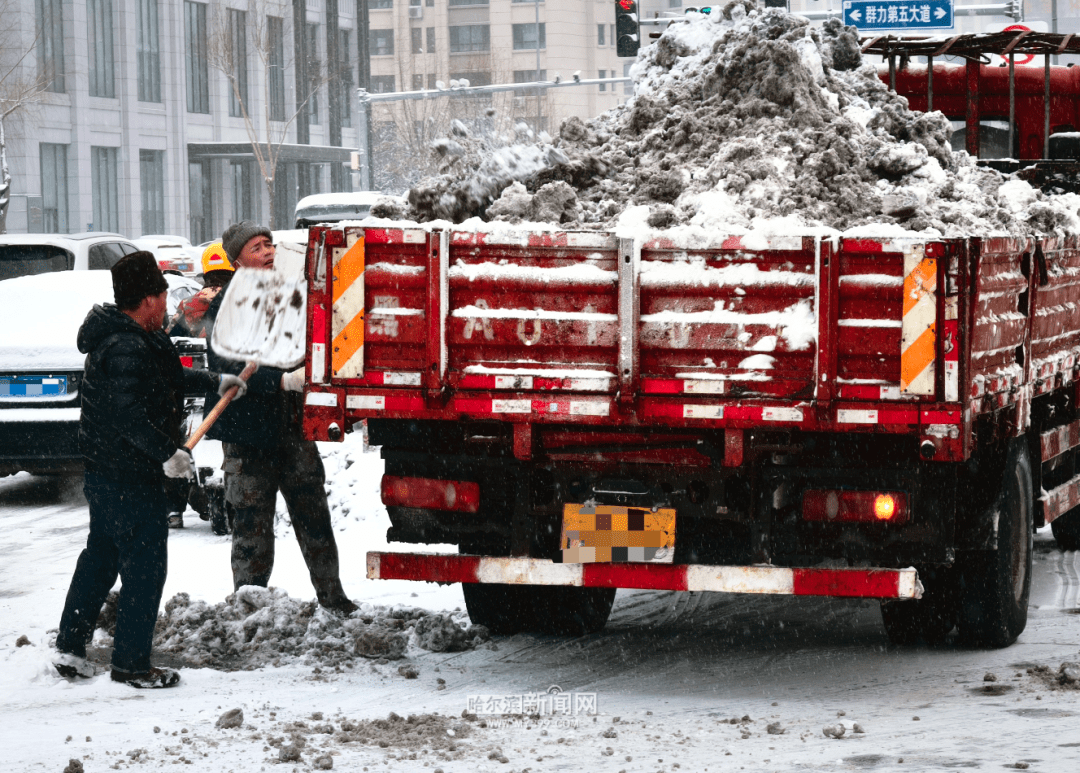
[[35, 0, 65, 93], [623, 61, 634, 95], [512, 23, 545, 51], [449, 0, 487, 5], [599, 70, 607, 91], [267, 16, 286, 121], [412, 28, 423, 54], [513, 69, 546, 96], [188, 160, 211, 243], [136, 0, 161, 102], [449, 25, 489, 53], [228, 8, 248, 118], [370, 75, 396, 93], [340, 29, 353, 127], [39, 144, 69, 233], [426, 27, 436, 53], [412, 73, 424, 91], [140, 150, 165, 235], [597, 24, 605, 46], [185, 2, 209, 113], [306, 24, 320, 124], [231, 162, 254, 223], [88, 0, 116, 97], [371, 0, 392, 7], [371, 29, 394, 56], [427, 73, 437, 89], [91, 147, 119, 234]]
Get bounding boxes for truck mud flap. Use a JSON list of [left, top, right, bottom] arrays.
[[366, 553, 923, 600]]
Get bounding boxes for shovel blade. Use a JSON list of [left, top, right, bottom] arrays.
[[211, 268, 307, 370]]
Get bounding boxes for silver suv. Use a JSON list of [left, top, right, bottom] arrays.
[[0, 232, 142, 281]]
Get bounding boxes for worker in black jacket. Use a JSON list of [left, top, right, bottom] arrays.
[[202, 221, 356, 615], [54, 252, 247, 689]]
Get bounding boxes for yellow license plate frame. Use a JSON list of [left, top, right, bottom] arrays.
[[560, 503, 676, 564]]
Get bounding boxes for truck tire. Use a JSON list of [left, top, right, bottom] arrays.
[[462, 584, 535, 635], [957, 440, 1033, 648], [879, 567, 957, 645], [1051, 509, 1080, 551], [462, 584, 616, 636]]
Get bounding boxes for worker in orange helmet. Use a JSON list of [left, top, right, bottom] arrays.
[[166, 243, 235, 339]]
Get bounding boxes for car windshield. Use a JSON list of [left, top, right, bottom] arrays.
[[0, 245, 74, 280]]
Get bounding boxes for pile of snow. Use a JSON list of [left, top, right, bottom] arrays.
[[407, 2, 1080, 237], [94, 585, 489, 670]]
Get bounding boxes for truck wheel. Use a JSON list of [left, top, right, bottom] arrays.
[[462, 584, 534, 635], [528, 586, 616, 636], [880, 567, 957, 645], [957, 440, 1033, 648], [1051, 509, 1080, 551]]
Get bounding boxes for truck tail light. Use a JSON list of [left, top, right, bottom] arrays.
[[381, 475, 480, 514], [802, 490, 909, 525]]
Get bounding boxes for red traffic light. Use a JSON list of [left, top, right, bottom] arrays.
[[619, 0, 635, 9]]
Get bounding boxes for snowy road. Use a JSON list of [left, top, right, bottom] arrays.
[[2, 454, 1080, 773]]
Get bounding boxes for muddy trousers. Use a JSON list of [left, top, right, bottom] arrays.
[[56, 473, 168, 674], [223, 439, 350, 608]]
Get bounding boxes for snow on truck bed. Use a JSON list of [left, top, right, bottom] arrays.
[[403, 2, 1080, 240]]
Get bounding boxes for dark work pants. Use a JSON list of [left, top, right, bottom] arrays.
[[223, 436, 349, 608], [56, 472, 168, 674]]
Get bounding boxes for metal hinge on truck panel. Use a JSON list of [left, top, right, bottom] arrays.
[[617, 237, 640, 409], [331, 230, 366, 380], [901, 243, 937, 396], [425, 230, 449, 402]]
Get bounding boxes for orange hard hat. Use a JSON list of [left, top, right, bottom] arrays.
[[201, 242, 234, 275]]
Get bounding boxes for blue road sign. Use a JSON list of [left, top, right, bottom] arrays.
[[842, 0, 954, 31]]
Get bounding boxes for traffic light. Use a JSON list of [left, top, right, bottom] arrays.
[[615, 0, 640, 58]]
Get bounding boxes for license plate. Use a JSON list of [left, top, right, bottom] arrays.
[[0, 375, 68, 398], [560, 503, 676, 564]]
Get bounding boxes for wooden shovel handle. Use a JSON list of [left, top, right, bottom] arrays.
[[185, 361, 258, 450]]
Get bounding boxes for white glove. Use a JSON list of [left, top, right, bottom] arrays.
[[218, 373, 248, 399], [163, 448, 195, 479], [281, 367, 305, 392]]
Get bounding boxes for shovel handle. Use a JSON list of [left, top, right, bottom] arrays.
[[185, 361, 258, 450]]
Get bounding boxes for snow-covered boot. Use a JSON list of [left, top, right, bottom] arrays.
[[54, 652, 97, 679], [110, 666, 181, 689]]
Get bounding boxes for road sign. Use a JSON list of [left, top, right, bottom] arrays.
[[842, 0, 954, 32]]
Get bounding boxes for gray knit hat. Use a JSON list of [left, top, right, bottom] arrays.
[[222, 221, 273, 262]]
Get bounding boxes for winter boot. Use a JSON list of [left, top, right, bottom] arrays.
[[54, 652, 97, 679], [167, 511, 184, 529], [110, 666, 181, 689]]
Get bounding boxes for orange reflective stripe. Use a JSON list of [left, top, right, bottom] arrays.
[[333, 239, 365, 305], [900, 323, 936, 390], [902, 258, 937, 316], [332, 311, 365, 375]]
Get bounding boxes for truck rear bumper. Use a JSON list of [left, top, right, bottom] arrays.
[[366, 552, 923, 600]]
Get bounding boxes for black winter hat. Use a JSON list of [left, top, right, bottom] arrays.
[[111, 251, 168, 310], [222, 221, 273, 262]]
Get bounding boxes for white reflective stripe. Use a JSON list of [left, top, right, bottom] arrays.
[[346, 395, 385, 410], [305, 392, 338, 407], [686, 565, 795, 594], [366, 552, 382, 580], [495, 375, 533, 389], [569, 378, 613, 391], [897, 568, 922, 600], [477, 558, 583, 586], [838, 409, 878, 424], [492, 399, 531, 414], [945, 361, 959, 402], [763, 407, 803, 422], [683, 405, 724, 419], [880, 385, 901, 400], [683, 379, 725, 394], [569, 401, 610, 417], [383, 372, 422, 386], [311, 343, 326, 384]]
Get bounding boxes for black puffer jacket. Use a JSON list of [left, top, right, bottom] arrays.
[[78, 304, 220, 483], [202, 283, 295, 447]]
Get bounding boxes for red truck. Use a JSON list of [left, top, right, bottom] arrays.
[[299, 33, 1080, 649]]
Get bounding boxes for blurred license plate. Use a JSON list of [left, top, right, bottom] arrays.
[[0, 375, 68, 398], [560, 503, 676, 564]]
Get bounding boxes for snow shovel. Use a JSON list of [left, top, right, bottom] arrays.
[[184, 267, 308, 449]]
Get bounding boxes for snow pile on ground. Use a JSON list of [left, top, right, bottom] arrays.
[[95, 586, 489, 671], [407, 2, 1080, 237], [1027, 661, 1080, 691]]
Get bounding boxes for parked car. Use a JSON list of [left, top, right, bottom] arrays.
[[133, 235, 200, 276], [293, 191, 407, 228], [0, 233, 143, 281], [0, 270, 202, 477]]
